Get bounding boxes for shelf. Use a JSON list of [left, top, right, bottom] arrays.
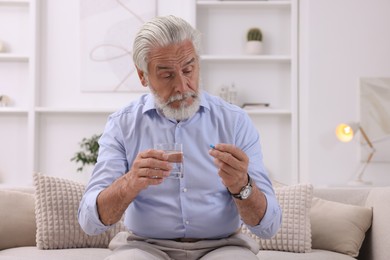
[[35, 107, 117, 114], [200, 55, 291, 62], [0, 107, 28, 114], [243, 108, 291, 115], [197, 0, 298, 184], [197, 1, 291, 8], [0, 53, 29, 62], [0, 0, 29, 5]]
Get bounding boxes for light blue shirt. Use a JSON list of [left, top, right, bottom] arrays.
[[78, 91, 281, 239]]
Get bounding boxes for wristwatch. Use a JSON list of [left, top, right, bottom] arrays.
[[227, 174, 253, 200]]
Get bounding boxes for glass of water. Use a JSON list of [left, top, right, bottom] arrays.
[[154, 143, 183, 179]]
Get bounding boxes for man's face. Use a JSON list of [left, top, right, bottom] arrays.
[[137, 41, 201, 120]]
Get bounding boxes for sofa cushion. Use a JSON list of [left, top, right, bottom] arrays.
[[310, 197, 372, 257], [256, 249, 355, 260], [242, 183, 313, 253], [0, 189, 36, 250], [34, 173, 126, 249], [0, 246, 112, 260]]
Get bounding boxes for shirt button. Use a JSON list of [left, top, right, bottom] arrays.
[[183, 188, 188, 192], [185, 220, 189, 225]]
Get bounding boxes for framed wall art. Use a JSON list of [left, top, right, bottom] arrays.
[[80, 0, 157, 92], [360, 77, 390, 162]]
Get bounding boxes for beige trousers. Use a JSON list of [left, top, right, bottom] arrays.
[[105, 231, 260, 260]]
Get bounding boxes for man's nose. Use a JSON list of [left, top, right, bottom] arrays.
[[173, 73, 187, 93]]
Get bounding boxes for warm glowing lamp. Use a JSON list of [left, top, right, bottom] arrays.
[[336, 123, 376, 186]]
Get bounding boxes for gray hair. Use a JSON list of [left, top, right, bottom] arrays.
[[132, 15, 202, 73]]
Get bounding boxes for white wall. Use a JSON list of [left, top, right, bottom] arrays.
[[3, 0, 389, 186], [36, 0, 195, 184], [299, 0, 390, 186], [40, 0, 140, 108]]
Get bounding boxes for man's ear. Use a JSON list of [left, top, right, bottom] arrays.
[[136, 67, 148, 87]]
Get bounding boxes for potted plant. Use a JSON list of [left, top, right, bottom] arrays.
[[71, 134, 101, 172], [245, 27, 263, 55]]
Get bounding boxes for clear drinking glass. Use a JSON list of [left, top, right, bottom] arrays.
[[154, 143, 183, 179]]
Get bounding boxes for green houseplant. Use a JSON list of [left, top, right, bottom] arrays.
[[247, 27, 263, 42], [71, 134, 101, 172], [245, 27, 263, 55]]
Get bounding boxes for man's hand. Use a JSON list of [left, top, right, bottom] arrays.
[[97, 149, 171, 225], [123, 149, 172, 193], [209, 143, 267, 226], [209, 143, 249, 194]]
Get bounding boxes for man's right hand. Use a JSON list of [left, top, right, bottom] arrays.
[[97, 149, 171, 225], [123, 149, 172, 193]]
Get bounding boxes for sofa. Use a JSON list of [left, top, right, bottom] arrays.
[[0, 173, 389, 260]]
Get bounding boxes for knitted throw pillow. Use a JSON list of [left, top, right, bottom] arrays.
[[242, 183, 313, 253], [34, 173, 126, 249]]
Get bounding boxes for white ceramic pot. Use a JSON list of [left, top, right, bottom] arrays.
[[245, 41, 263, 55]]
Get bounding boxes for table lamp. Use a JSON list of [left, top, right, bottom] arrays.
[[335, 123, 376, 185]]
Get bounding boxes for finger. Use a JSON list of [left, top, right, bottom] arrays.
[[134, 155, 172, 172], [140, 149, 169, 161], [148, 177, 164, 186], [213, 157, 240, 177], [209, 148, 241, 169], [133, 174, 164, 189], [142, 167, 171, 179], [212, 144, 247, 161]]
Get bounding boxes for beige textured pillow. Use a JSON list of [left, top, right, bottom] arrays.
[[242, 183, 313, 253], [311, 197, 372, 257], [34, 173, 126, 249], [0, 189, 36, 249]]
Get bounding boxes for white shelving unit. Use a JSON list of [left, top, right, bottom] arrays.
[[1, 0, 138, 185], [35, 107, 118, 114], [0, 0, 38, 184], [195, 0, 299, 184], [0, 1, 298, 185], [0, 53, 29, 61]]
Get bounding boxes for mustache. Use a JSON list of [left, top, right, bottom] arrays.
[[165, 92, 198, 106]]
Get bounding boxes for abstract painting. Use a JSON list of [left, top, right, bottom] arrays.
[[80, 0, 157, 92], [360, 78, 390, 162]]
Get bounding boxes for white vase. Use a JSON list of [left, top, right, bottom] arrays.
[[245, 41, 263, 55]]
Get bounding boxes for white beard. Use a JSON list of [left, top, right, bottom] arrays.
[[151, 90, 201, 121]]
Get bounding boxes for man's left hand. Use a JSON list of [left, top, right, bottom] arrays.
[[209, 143, 249, 194]]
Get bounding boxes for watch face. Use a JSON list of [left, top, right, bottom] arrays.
[[241, 186, 252, 199]]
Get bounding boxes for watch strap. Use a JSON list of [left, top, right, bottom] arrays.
[[227, 174, 252, 199]]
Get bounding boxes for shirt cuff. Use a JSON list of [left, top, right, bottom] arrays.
[[79, 188, 113, 235], [247, 192, 282, 239]]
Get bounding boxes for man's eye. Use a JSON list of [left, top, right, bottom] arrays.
[[183, 69, 192, 75], [162, 73, 173, 79]]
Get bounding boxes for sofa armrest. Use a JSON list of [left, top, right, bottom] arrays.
[[360, 187, 390, 260]]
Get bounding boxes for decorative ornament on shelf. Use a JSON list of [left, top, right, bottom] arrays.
[[71, 134, 102, 172], [245, 27, 263, 55], [219, 83, 238, 105], [0, 94, 11, 107], [0, 40, 5, 53], [335, 122, 376, 186]]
